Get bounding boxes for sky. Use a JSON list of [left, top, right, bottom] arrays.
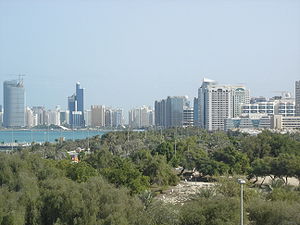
[[0, 0, 300, 113]]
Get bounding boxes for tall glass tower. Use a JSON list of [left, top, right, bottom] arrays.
[[76, 82, 84, 127], [68, 82, 85, 128], [3, 80, 25, 127]]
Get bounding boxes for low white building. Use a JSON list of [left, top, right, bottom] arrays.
[[271, 115, 300, 130]]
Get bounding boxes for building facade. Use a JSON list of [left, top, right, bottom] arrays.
[[296, 80, 300, 116], [0, 105, 2, 126], [3, 80, 25, 128], [129, 106, 154, 128], [241, 99, 295, 117], [112, 109, 124, 128], [183, 107, 194, 127], [91, 105, 105, 127], [105, 108, 112, 127], [271, 115, 300, 130], [155, 96, 189, 128], [224, 114, 271, 131], [155, 99, 167, 127], [68, 82, 85, 128], [198, 78, 249, 131]]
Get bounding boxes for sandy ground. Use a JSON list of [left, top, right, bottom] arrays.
[[251, 176, 299, 186], [156, 181, 215, 204], [157, 177, 299, 204]]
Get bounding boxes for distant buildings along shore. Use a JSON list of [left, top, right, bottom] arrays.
[[1, 78, 300, 131]]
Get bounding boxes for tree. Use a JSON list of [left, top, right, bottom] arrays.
[[249, 157, 272, 185], [153, 142, 174, 162], [212, 146, 250, 174], [248, 200, 300, 225], [180, 197, 240, 225], [196, 158, 229, 177]]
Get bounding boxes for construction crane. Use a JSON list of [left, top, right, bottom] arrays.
[[6, 74, 26, 86]]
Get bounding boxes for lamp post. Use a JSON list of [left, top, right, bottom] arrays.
[[237, 178, 246, 225]]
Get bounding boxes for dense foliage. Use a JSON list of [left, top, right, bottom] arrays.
[[0, 128, 300, 224]]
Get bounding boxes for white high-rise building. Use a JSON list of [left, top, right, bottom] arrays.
[[112, 109, 124, 128], [233, 87, 250, 117], [183, 107, 194, 127], [31, 106, 47, 126], [128, 106, 154, 128], [84, 110, 92, 127], [198, 78, 250, 131], [25, 107, 35, 128], [48, 107, 61, 126]]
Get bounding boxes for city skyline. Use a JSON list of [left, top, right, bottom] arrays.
[[1, 0, 300, 112], [1, 78, 299, 130], [1, 78, 298, 113]]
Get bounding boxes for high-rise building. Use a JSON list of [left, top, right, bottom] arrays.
[[0, 105, 3, 126], [84, 110, 92, 127], [166, 96, 189, 128], [60, 110, 70, 125], [296, 81, 300, 116], [76, 82, 84, 126], [105, 108, 113, 127], [155, 96, 189, 128], [47, 107, 61, 126], [31, 106, 47, 125], [68, 82, 85, 128], [198, 78, 249, 131], [155, 99, 167, 127], [233, 87, 250, 117], [25, 107, 35, 128], [112, 109, 124, 128], [193, 97, 199, 127], [91, 105, 105, 127], [183, 107, 194, 127], [128, 106, 154, 128], [3, 80, 25, 128]]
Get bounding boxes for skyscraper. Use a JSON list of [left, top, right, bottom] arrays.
[[105, 108, 112, 127], [193, 97, 199, 127], [0, 105, 3, 126], [68, 82, 85, 128], [3, 80, 25, 128], [155, 96, 189, 128], [128, 106, 154, 128], [91, 105, 105, 127], [155, 99, 166, 127], [296, 80, 300, 116], [76, 82, 84, 126], [198, 78, 249, 131], [112, 109, 124, 128]]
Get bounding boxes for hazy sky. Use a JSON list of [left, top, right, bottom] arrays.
[[0, 0, 299, 112]]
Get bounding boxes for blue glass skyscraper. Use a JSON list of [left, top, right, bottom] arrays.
[[76, 82, 84, 126], [3, 80, 25, 127], [68, 82, 85, 128]]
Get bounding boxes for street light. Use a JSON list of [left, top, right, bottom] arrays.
[[237, 178, 246, 225]]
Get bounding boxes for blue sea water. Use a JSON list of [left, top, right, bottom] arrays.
[[0, 130, 108, 143]]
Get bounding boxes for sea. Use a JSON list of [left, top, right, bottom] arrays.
[[0, 129, 108, 144]]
